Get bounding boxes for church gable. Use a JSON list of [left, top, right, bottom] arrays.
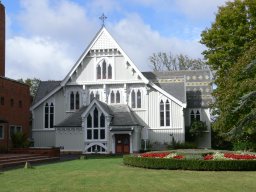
[[64, 27, 149, 85]]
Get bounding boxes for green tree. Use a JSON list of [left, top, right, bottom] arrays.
[[200, 0, 256, 141], [149, 52, 208, 71], [17, 78, 40, 98]]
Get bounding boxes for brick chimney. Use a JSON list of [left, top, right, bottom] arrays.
[[0, 1, 5, 77]]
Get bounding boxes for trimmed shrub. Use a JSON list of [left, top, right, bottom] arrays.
[[123, 155, 256, 171]]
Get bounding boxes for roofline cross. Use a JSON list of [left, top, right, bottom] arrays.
[[99, 13, 107, 27]]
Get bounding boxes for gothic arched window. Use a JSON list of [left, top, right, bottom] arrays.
[[160, 99, 171, 127], [90, 92, 94, 102], [165, 100, 170, 126], [137, 90, 141, 108], [131, 89, 142, 108], [131, 90, 136, 108], [94, 108, 99, 128], [110, 91, 115, 103], [116, 91, 120, 103], [190, 110, 195, 123], [100, 113, 105, 127], [160, 100, 164, 127], [70, 92, 74, 110], [96, 60, 112, 80], [87, 114, 92, 128], [75, 92, 80, 109], [95, 92, 100, 100], [44, 103, 49, 128], [97, 65, 101, 79], [102, 60, 107, 79], [44, 102, 54, 128], [196, 110, 200, 121], [108, 65, 112, 79]]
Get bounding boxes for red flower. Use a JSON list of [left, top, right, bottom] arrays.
[[173, 155, 184, 159], [140, 152, 170, 158], [204, 154, 213, 160], [224, 153, 256, 160]]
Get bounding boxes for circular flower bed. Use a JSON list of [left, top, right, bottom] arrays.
[[123, 151, 256, 171]]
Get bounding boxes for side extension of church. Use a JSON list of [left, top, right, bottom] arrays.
[[31, 27, 212, 154]]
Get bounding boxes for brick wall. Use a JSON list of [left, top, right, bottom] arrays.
[[0, 77, 31, 150], [0, 2, 5, 77]]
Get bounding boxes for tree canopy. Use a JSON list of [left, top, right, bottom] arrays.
[[17, 78, 40, 98], [200, 0, 256, 143], [149, 52, 208, 71]]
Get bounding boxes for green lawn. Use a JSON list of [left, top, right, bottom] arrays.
[[0, 157, 256, 192]]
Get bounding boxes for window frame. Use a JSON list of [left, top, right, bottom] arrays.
[[96, 59, 113, 80], [109, 89, 121, 104], [0, 125, 4, 140], [189, 108, 201, 125], [86, 107, 106, 141], [44, 102, 55, 129], [9, 125, 22, 139], [131, 89, 142, 109], [69, 91, 80, 111], [159, 99, 171, 127]]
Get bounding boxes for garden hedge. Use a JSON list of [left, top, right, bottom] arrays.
[[123, 155, 256, 171]]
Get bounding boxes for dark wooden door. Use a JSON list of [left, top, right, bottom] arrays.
[[115, 134, 130, 154]]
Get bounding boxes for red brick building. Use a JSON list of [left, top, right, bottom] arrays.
[[0, 2, 31, 151]]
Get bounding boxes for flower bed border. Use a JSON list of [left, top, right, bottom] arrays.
[[123, 155, 256, 171]]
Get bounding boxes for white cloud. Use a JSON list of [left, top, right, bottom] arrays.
[[18, 0, 98, 47], [110, 14, 205, 71], [5, 0, 211, 79], [6, 36, 73, 80], [175, 0, 228, 21]]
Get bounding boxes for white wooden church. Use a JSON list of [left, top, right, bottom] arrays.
[[31, 25, 212, 154]]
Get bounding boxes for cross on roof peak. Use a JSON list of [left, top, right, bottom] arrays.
[[99, 13, 107, 27]]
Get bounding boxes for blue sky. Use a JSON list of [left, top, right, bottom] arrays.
[[1, 0, 228, 80]]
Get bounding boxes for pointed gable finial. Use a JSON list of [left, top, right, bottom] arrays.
[[99, 13, 107, 27]]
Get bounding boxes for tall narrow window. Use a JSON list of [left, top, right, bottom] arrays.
[[44, 102, 54, 128], [44, 103, 49, 128], [10, 99, 14, 107], [160, 100, 164, 126], [94, 108, 99, 127], [100, 129, 105, 139], [137, 90, 141, 108], [70, 92, 74, 110], [75, 92, 80, 110], [87, 130, 92, 139], [108, 65, 112, 79], [131, 90, 136, 108], [0, 126, 3, 139], [165, 100, 170, 126], [190, 111, 195, 123], [100, 113, 105, 127], [116, 91, 120, 103], [196, 110, 200, 121], [87, 114, 92, 128], [97, 65, 101, 79], [96, 92, 100, 100], [50, 103, 54, 128], [102, 60, 106, 79], [90, 92, 94, 102], [19, 100, 22, 108], [94, 129, 98, 139], [111, 91, 115, 103]]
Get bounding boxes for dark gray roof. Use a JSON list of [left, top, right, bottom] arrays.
[[143, 72, 186, 103], [55, 102, 141, 128], [143, 70, 213, 108], [108, 105, 141, 126], [33, 81, 61, 104], [55, 106, 87, 127]]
